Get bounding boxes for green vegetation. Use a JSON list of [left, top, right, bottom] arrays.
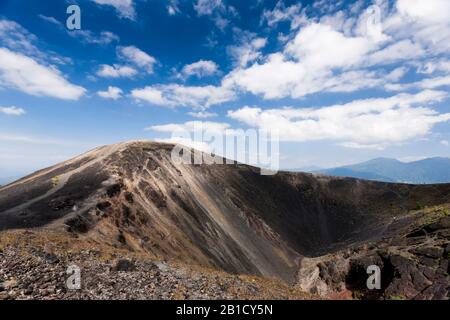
[[51, 176, 60, 187], [415, 202, 425, 210], [389, 295, 406, 300]]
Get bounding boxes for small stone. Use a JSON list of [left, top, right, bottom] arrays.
[[24, 287, 33, 295], [0, 292, 9, 300], [44, 253, 60, 264], [3, 279, 18, 290], [155, 262, 169, 272]]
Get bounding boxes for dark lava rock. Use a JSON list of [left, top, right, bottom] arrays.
[[124, 192, 134, 204], [96, 201, 112, 211], [107, 183, 122, 198], [113, 259, 136, 272], [65, 215, 90, 233], [44, 253, 60, 264], [411, 247, 444, 259], [424, 217, 450, 233], [49, 198, 75, 211]]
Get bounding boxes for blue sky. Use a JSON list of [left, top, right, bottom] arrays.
[[1, 0, 450, 179]]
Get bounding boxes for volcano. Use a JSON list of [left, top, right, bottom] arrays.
[[0, 141, 449, 300]]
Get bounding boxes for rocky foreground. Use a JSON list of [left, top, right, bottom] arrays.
[[0, 230, 313, 300]]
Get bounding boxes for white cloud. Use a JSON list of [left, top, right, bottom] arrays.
[[228, 90, 450, 149], [386, 0, 450, 55], [0, 19, 38, 53], [262, 1, 302, 28], [131, 84, 235, 109], [193, 0, 236, 30], [396, 0, 450, 24], [96, 64, 137, 78], [131, 86, 168, 105], [416, 59, 450, 74], [441, 140, 449, 146], [386, 75, 450, 91], [0, 19, 71, 65], [194, 0, 225, 16], [285, 23, 373, 70], [39, 15, 119, 45], [154, 136, 212, 152], [167, 0, 181, 15], [187, 111, 218, 118], [147, 120, 236, 152], [38, 15, 63, 27], [0, 106, 26, 116], [69, 30, 119, 45], [227, 30, 267, 68], [97, 86, 123, 100], [367, 39, 424, 66], [220, 1, 450, 100], [92, 0, 136, 20], [179, 60, 219, 79], [0, 47, 86, 100], [149, 121, 230, 134], [224, 21, 387, 99], [224, 53, 304, 99], [117, 46, 157, 74]]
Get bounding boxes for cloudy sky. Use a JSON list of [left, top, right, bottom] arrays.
[[1, 0, 450, 178]]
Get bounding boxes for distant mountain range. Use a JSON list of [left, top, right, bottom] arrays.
[[309, 157, 450, 184]]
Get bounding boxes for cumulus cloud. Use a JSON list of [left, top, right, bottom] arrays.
[[224, 20, 386, 99], [222, 0, 450, 100], [131, 84, 235, 109], [0, 106, 26, 116], [91, 0, 136, 20], [131, 86, 167, 105], [227, 29, 267, 68], [0, 47, 86, 100], [96, 64, 138, 78], [228, 90, 450, 149], [117, 46, 157, 74], [179, 60, 219, 79], [97, 86, 123, 100]]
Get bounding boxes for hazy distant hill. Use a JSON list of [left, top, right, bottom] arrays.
[[316, 157, 450, 184]]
